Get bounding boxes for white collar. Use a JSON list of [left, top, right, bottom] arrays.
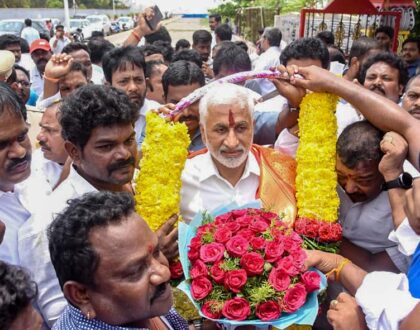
[[199, 151, 260, 183], [68, 165, 98, 195]]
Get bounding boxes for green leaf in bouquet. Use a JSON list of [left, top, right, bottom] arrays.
[[172, 287, 200, 321], [220, 258, 240, 271], [247, 280, 277, 306], [201, 211, 214, 225], [207, 284, 233, 301]]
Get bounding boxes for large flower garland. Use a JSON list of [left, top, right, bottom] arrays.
[[134, 111, 190, 231], [294, 93, 342, 252]]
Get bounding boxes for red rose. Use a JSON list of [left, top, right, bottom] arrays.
[[214, 227, 233, 244], [236, 215, 253, 228], [210, 261, 226, 284], [284, 234, 303, 253], [261, 211, 279, 223], [196, 223, 214, 236], [225, 221, 241, 232], [189, 236, 202, 249], [191, 276, 213, 300], [301, 271, 321, 293], [240, 252, 265, 276], [250, 219, 269, 233], [188, 247, 199, 262], [283, 283, 307, 313], [236, 229, 255, 241], [200, 242, 225, 263], [190, 260, 208, 279], [304, 220, 320, 238], [276, 255, 299, 276], [250, 236, 266, 250], [224, 269, 247, 293], [169, 260, 184, 279], [264, 240, 284, 262], [222, 297, 251, 321], [268, 267, 291, 291], [256, 300, 282, 321], [215, 213, 233, 224], [330, 223, 342, 241], [231, 209, 247, 218], [226, 235, 249, 257], [290, 249, 307, 271], [201, 300, 223, 319]]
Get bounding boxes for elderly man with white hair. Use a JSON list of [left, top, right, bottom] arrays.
[[180, 83, 297, 223]]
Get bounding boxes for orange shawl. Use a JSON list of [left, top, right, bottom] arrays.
[[189, 145, 297, 224]]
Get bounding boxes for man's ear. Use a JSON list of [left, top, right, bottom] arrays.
[[200, 124, 206, 145], [64, 141, 82, 166], [399, 84, 404, 96], [146, 77, 153, 92], [104, 80, 110, 86], [63, 281, 97, 319]]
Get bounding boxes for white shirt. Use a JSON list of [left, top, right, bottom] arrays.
[[336, 100, 363, 136], [356, 271, 420, 330], [49, 36, 71, 55], [338, 187, 409, 272], [135, 98, 161, 146], [91, 63, 105, 85], [18, 166, 97, 327], [21, 26, 40, 46], [389, 218, 420, 257], [404, 160, 420, 178], [17, 53, 35, 72], [180, 151, 260, 223], [30, 66, 44, 96], [0, 188, 31, 265], [254, 46, 281, 95], [30, 149, 63, 194]]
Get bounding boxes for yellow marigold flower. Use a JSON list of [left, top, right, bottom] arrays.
[[135, 112, 190, 231], [296, 93, 339, 223]]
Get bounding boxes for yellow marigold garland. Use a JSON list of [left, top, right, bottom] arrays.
[[296, 92, 339, 223], [135, 112, 190, 231]]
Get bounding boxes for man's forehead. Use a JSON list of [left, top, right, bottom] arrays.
[[407, 77, 420, 91], [69, 49, 90, 59], [367, 61, 398, 74], [114, 62, 144, 76], [207, 104, 251, 120], [337, 157, 379, 174], [404, 42, 419, 50]]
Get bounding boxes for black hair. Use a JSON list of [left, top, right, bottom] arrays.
[[62, 42, 90, 56], [6, 68, 17, 86], [102, 46, 146, 83], [153, 40, 174, 63], [20, 38, 29, 53], [337, 121, 384, 168], [328, 45, 346, 65], [0, 261, 38, 329], [175, 38, 190, 52], [162, 60, 205, 97], [402, 37, 420, 50], [234, 40, 248, 52], [192, 30, 212, 45], [375, 26, 394, 39], [209, 13, 221, 23], [67, 61, 88, 79], [263, 27, 282, 47], [316, 31, 335, 45], [0, 34, 21, 50], [144, 26, 172, 45], [91, 31, 105, 38], [0, 82, 26, 120], [213, 44, 251, 77], [215, 23, 232, 42], [48, 191, 135, 289], [359, 51, 409, 86], [55, 24, 64, 30], [139, 44, 163, 57], [405, 73, 420, 91], [24, 18, 32, 27], [14, 64, 30, 80], [145, 60, 165, 79], [87, 37, 115, 65], [59, 84, 138, 149], [349, 37, 380, 61], [280, 37, 330, 69], [172, 49, 203, 68]]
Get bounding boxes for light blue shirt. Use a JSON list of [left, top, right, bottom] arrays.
[[21, 26, 40, 46]]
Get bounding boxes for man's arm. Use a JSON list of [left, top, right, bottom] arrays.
[[294, 66, 420, 170], [123, 7, 162, 47], [340, 238, 399, 273], [43, 54, 73, 100]]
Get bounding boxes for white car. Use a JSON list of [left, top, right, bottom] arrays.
[[117, 16, 134, 30], [69, 19, 94, 40], [86, 15, 111, 36]]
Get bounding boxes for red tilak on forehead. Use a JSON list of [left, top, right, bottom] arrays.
[[147, 244, 153, 254], [228, 109, 235, 128]]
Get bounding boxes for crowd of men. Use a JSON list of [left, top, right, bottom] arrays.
[[0, 7, 420, 330]]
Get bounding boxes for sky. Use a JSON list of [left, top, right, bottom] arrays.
[[137, 0, 223, 14]]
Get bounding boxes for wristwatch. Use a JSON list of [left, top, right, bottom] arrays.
[[381, 172, 413, 191]]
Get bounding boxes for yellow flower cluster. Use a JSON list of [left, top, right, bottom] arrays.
[[296, 93, 339, 223], [135, 112, 190, 231]]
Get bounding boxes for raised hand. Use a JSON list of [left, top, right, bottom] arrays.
[[271, 64, 306, 108], [156, 214, 179, 260], [379, 132, 408, 180], [44, 54, 73, 80]]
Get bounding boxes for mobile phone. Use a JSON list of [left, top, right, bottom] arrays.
[[146, 5, 163, 31]]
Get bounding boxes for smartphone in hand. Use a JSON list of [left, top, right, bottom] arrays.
[[146, 5, 163, 31]]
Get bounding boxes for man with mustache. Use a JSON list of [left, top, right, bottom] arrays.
[[180, 83, 297, 223], [18, 85, 177, 327], [30, 39, 52, 96], [103, 46, 160, 148], [0, 83, 32, 265]]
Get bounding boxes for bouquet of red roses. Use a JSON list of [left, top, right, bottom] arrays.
[[179, 206, 325, 328]]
